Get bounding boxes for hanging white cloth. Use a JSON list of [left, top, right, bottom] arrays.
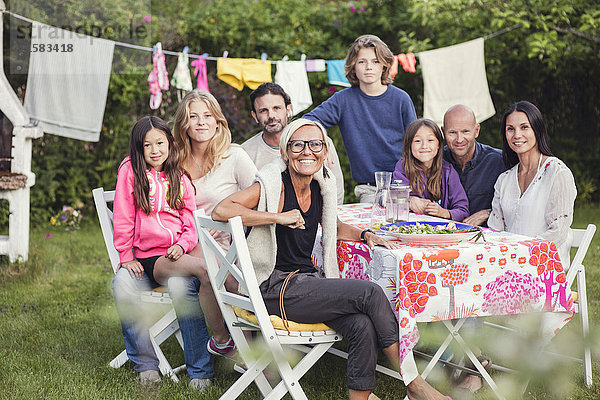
[[419, 38, 495, 125], [24, 22, 114, 142], [274, 56, 313, 116]]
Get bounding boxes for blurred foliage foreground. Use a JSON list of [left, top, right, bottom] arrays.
[[1, 207, 600, 399], [1, 0, 599, 225]]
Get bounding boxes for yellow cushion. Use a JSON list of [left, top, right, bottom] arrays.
[[232, 306, 331, 332], [152, 286, 169, 293], [572, 291, 579, 303]]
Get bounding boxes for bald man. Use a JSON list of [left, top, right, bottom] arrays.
[[442, 105, 505, 226]]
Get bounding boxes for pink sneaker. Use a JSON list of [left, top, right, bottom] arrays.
[[207, 336, 236, 358]]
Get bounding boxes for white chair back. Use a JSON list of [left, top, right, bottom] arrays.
[[92, 187, 185, 381], [92, 188, 120, 273], [194, 211, 342, 400]]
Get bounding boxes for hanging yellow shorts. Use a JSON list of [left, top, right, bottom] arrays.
[[217, 57, 272, 91]]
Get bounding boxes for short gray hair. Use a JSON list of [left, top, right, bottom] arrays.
[[279, 118, 330, 164]]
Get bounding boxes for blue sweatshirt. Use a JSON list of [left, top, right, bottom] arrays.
[[304, 85, 416, 183]]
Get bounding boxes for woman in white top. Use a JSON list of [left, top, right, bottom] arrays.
[[488, 101, 576, 265], [172, 89, 257, 358], [173, 89, 257, 246]]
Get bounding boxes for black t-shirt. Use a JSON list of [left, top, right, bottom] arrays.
[[275, 170, 322, 273]]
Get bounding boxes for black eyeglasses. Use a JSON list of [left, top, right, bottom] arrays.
[[288, 139, 325, 153]]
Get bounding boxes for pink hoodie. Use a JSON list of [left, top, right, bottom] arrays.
[[113, 157, 198, 263]]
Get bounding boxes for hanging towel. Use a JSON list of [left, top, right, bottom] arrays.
[[305, 59, 326, 72], [217, 57, 271, 91], [190, 57, 209, 92], [148, 42, 169, 110], [171, 50, 193, 91], [24, 22, 114, 142], [398, 53, 416, 73], [327, 59, 350, 87], [419, 38, 495, 125], [275, 58, 312, 115], [389, 55, 399, 78]]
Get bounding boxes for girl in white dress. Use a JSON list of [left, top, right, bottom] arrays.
[[488, 101, 577, 265]]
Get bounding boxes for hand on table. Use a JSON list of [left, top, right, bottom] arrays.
[[424, 202, 451, 219], [120, 259, 144, 280], [165, 244, 184, 261], [463, 209, 490, 226], [364, 231, 402, 250], [409, 196, 430, 214]]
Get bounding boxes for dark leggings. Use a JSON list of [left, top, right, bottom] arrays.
[[260, 269, 399, 391]]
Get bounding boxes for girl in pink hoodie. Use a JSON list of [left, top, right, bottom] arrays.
[[113, 115, 199, 284], [114, 115, 236, 364]]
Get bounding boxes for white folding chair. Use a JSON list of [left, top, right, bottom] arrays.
[[194, 211, 343, 400], [561, 224, 596, 386], [92, 187, 186, 382]]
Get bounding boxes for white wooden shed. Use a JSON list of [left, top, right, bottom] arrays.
[[1, 0, 43, 262]]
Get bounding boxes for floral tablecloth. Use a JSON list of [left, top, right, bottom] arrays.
[[313, 203, 574, 380]]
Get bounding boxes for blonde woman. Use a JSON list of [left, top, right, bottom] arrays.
[[153, 89, 256, 359], [213, 118, 450, 400], [173, 89, 257, 248]]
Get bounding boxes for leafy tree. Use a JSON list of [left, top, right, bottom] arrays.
[[3, 0, 599, 224]]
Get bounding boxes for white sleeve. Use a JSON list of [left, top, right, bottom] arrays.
[[487, 173, 506, 231], [234, 147, 259, 190], [540, 167, 577, 248], [326, 137, 345, 204]]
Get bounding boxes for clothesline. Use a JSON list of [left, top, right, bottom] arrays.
[[5, 10, 522, 63]]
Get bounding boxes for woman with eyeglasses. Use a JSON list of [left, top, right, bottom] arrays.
[[213, 118, 450, 400]]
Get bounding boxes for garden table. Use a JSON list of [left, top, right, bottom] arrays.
[[313, 203, 574, 399]]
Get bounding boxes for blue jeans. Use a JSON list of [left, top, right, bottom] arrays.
[[112, 268, 214, 378]]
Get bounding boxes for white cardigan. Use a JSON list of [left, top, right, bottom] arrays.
[[246, 158, 339, 287]]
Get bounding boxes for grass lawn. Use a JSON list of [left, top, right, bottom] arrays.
[[1, 206, 600, 399]]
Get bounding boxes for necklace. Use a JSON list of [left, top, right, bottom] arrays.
[[190, 152, 203, 173]]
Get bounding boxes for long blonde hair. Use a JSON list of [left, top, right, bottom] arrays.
[[401, 119, 444, 200], [173, 89, 232, 174]]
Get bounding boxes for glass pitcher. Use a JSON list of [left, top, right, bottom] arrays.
[[387, 180, 410, 223], [370, 171, 392, 229]]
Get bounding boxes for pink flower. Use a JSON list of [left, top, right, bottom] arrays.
[[328, 86, 336, 94], [360, 4, 365, 12], [143, 16, 151, 23], [44, 233, 52, 238], [350, 6, 357, 12]]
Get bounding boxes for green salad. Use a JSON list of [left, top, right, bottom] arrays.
[[385, 222, 475, 234]]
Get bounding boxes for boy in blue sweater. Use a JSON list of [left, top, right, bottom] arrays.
[[304, 34, 417, 203]]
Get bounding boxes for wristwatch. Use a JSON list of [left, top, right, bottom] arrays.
[[360, 229, 374, 242]]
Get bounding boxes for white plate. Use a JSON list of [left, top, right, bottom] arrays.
[[379, 221, 480, 245]]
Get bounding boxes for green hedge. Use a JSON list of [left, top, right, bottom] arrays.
[[2, 0, 598, 225]]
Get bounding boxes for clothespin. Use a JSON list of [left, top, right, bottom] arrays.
[[222, 50, 228, 60], [282, 55, 289, 62], [201, 52, 209, 59], [183, 46, 189, 54], [301, 54, 306, 61], [155, 42, 162, 53], [261, 52, 268, 63]]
